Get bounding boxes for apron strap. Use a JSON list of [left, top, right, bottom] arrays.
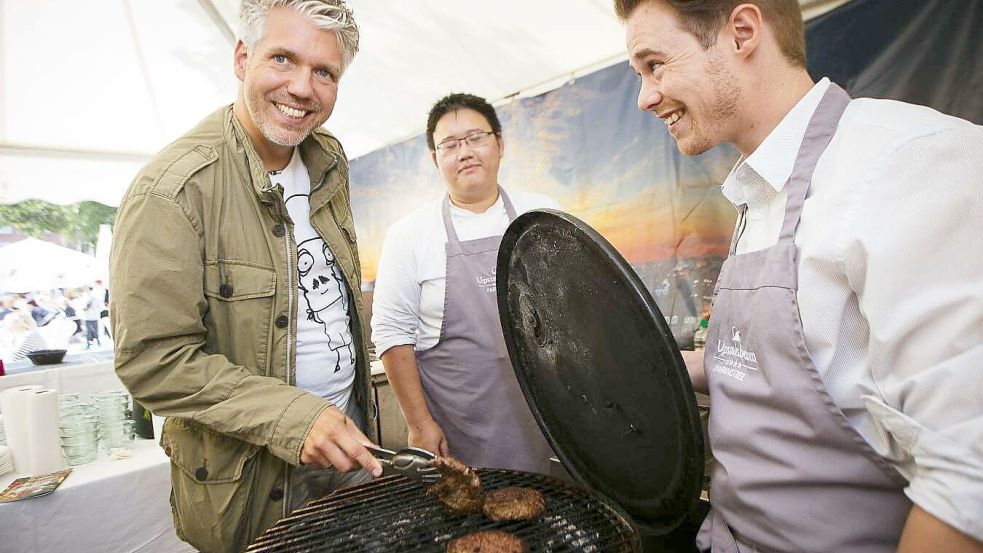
[[441, 186, 517, 247], [778, 84, 852, 242]]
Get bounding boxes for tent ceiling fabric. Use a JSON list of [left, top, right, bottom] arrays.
[[0, 0, 847, 207]]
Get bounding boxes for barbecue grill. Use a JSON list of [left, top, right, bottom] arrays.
[[246, 470, 640, 552], [247, 210, 703, 552]]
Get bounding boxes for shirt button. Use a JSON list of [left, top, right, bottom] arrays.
[[272, 223, 286, 237], [275, 315, 289, 329], [749, 209, 764, 221], [219, 283, 234, 298], [269, 488, 284, 502]]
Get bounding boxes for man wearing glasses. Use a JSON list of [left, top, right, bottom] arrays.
[[371, 93, 557, 473]]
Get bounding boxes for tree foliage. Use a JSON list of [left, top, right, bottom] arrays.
[[0, 200, 116, 250]]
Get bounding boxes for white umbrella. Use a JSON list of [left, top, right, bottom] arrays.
[[0, 238, 100, 293]]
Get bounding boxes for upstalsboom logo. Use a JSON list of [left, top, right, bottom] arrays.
[[475, 266, 497, 293], [711, 326, 759, 381]]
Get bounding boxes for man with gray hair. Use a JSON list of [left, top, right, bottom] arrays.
[[110, 1, 382, 551]]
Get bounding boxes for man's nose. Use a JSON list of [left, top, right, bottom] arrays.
[[287, 69, 314, 98], [456, 140, 476, 159], [637, 81, 663, 113]]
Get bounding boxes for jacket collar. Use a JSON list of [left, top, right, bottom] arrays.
[[223, 105, 341, 200]]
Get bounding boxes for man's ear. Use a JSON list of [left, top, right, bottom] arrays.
[[497, 136, 505, 159], [726, 3, 762, 60], [234, 40, 249, 82], [431, 150, 439, 168]]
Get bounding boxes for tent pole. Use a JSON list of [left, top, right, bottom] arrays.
[[0, 143, 151, 163], [198, 0, 236, 47]]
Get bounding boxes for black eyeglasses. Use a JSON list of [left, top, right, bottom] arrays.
[[434, 131, 496, 156]]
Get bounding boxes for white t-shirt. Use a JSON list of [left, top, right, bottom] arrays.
[[371, 188, 559, 356], [270, 149, 355, 414], [84, 289, 105, 321], [721, 78, 983, 540]]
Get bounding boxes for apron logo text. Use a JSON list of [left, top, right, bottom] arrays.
[[710, 326, 759, 382]]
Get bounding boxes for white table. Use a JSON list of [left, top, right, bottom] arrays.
[[0, 439, 194, 553], [0, 352, 123, 398]]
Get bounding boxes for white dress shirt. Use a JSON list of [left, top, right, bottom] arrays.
[[371, 188, 558, 356], [721, 78, 983, 540]]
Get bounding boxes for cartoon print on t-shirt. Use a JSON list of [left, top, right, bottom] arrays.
[[298, 237, 353, 372]]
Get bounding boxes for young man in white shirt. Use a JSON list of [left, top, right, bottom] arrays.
[[372, 93, 558, 473], [618, 1, 983, 551]]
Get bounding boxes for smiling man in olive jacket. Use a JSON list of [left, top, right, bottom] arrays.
[[109, 1, 382, 551]]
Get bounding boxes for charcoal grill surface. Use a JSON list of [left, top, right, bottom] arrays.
[[247, 469, 641, 552]]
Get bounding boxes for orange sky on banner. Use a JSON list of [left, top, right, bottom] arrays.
[[356, 187, 734, 283]]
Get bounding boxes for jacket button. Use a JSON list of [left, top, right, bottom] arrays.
[[163, 445, 172, 457], [269, 488, 284, 502], [195, 466, 208, 481], [219, 283, 234, 298], [272, 223, 286, 237], [275, 315, 289, 329]]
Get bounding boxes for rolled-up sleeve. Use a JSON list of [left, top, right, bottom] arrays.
[[854, 125, 983, 540], [371, 220, 424, 356]]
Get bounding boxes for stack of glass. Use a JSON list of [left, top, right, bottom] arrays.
[[58, 394, 98, 465], [90, 390, 135, 451], [0, 414, 6, 445]]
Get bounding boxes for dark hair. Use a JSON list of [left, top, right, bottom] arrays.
[[425, 93, 502, 151], [613, 0, 806, 68]]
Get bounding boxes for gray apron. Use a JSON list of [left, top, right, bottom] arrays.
[[697, 84, 911, 552], [415, 188, 553, 473]]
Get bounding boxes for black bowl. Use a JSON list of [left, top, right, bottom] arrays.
[[26, 349, 68, 366]]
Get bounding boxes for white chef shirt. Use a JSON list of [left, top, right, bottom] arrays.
[[721, 78, 983, 540], [371, 188, 559, 356]]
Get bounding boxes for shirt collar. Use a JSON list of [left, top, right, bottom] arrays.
[[268, 147, 302, 187], [721, 77, 831, 205]]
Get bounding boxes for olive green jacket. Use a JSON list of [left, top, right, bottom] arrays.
[[109, 106, 374, 553]]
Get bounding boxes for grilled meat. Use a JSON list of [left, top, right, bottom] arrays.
[[446, 530, 526, 553], [482, 487, 545, 521], [428, 456, 485, 513]]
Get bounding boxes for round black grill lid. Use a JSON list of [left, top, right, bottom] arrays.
[[497, 209, 703, 536]]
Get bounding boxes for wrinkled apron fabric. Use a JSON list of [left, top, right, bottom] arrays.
[[698, 84, 911, 553], [415, 188, 553, 473]]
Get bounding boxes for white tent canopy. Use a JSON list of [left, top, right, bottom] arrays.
[[0, 0, 848, 207], [0, 237, 103, 293]]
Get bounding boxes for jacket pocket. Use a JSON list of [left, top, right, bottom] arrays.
[[202, 261, 276, 371], [163, 418, 260, 553], [203, 260, 275, 301]]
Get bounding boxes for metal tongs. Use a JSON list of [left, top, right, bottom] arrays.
[[365, 444, 440, 483]]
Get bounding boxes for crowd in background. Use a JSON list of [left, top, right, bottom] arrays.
[[0, 281, 111, 362]]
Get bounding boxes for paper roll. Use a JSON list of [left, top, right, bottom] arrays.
[[26, 388, 66, 474], [0, 385, 45, 474]]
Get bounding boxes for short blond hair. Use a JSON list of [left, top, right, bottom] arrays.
[[614, 0, 807, 68]]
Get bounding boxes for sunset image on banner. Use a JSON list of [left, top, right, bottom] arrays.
[[349, 63, 739, 345]]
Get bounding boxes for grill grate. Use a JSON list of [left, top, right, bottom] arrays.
[[247, 469, 641, 552]]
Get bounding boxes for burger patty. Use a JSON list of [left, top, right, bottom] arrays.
[[428, 456, 485, 514], [446, 530, 526, 553], [481, 487, 546, 521]]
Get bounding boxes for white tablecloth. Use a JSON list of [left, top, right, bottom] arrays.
[[0, 439, 193, 553], [0, 358, 124, 399]]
